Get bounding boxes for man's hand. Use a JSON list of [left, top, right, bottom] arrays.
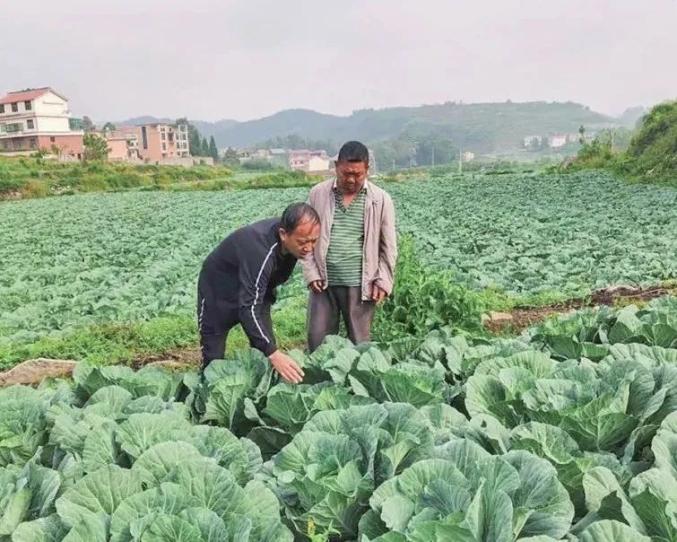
[[371, 283, 388, 303], [309, 280, 327, 293], [269, 350, 305, 384]]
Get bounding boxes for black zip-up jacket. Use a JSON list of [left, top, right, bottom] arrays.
[[200, 218, 297, 356]]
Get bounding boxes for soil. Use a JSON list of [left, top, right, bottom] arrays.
[[130, 346, 202, 370], [483, 284, 674, 334], [0, 359, 77, 387]]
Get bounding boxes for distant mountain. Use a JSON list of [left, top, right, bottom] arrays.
[[207, 101, 616, 153], [115, 101, 618, 154], [192, 119, 238, 137]]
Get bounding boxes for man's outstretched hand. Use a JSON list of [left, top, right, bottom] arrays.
[[269, 350, 305, 384]]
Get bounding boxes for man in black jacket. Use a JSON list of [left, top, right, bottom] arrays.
[[197, 202, 320, 383]]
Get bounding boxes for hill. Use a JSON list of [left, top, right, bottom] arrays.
[[210, 101, 615, 153], [119, 101, 616, 154]]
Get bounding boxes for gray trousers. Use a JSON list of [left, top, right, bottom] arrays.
[[308, 286, 376, 352]]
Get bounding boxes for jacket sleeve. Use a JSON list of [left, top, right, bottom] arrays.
[[375, 193, 398, 295], [238, 243, 278, 356], [300, 187, 323, 285]]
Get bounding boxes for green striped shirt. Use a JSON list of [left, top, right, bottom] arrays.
[[326, 187, 366, 287]]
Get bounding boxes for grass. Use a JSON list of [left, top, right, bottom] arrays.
[[0, 296, 309, 370], [0, 156, 322, 199]]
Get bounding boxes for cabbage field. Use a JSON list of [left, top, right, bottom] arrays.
[[0, 171, 675, 354], [1, 170, 677, 540], [1, 298, 676, 540]]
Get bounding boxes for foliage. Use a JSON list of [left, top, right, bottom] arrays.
[[0, 298, 676, 540], [0, 156, 235, 197], [208, 136, 219, 162], [82, 134, 109, 162], [620, 100, 677, 185], [564, 101, 677, 187], [375, 238, 485, 341]]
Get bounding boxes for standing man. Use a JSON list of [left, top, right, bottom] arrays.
[[302, 141, 397, 351], [198, 202, 320, 383]]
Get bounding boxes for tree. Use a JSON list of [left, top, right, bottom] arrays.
[[82, 116, 95, 133], [83, 133, 109, 162], [201, 137, 210, 157], [222, 147, 240, 167], [578, 125, 586, 145], [189, 129, 202, 156], [102, 122, 116, 134], [208, 136, 219, 162]]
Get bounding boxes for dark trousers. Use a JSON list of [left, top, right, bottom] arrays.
[[197, 273, 272, 368], [307, 286, 376, 352]]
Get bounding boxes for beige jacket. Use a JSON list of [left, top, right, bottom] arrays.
[[302, 179, 398, 300]]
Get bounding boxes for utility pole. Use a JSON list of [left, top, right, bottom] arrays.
[[458, 148, 463, 174], [431, 145, 435, 167]]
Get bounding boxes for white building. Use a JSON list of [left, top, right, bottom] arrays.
[[0, 87, 84, 157], [547, 134, 568, 148], [307, 154, 331, 172]]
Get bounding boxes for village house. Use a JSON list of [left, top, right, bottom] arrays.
[[97, 126, 141, 161], [0, 87, 84, 159], [288, 149, 331, 172]]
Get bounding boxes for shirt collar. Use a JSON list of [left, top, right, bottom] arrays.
[[332, 178, 369, 194]]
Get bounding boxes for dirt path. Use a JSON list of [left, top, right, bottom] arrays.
[[484, 284, 675, 333]]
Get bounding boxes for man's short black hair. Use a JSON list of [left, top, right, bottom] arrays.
[[280, 202, 320, 232], [337, 141, 369, 164]]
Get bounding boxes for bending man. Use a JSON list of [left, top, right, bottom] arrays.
[[198, 202, 320, 383]]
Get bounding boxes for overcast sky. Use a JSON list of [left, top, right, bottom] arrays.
[[2, 0, 676, 122]]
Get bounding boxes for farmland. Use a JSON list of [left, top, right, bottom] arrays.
[[1, 169, 676, 541], [1, 170, 675, 365]]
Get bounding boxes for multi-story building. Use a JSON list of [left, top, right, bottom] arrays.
[[0, 87, 84, 158], [136, 122, 190, 162]]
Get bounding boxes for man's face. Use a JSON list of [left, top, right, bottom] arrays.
[[336, 160, 368, 195], [279, 219, 321, 259]]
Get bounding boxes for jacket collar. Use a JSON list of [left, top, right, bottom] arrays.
[[331, 177, 373, 200]]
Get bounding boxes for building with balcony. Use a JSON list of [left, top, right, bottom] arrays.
[[0, 87, 84, 158], [136, 122, 190, 162]]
